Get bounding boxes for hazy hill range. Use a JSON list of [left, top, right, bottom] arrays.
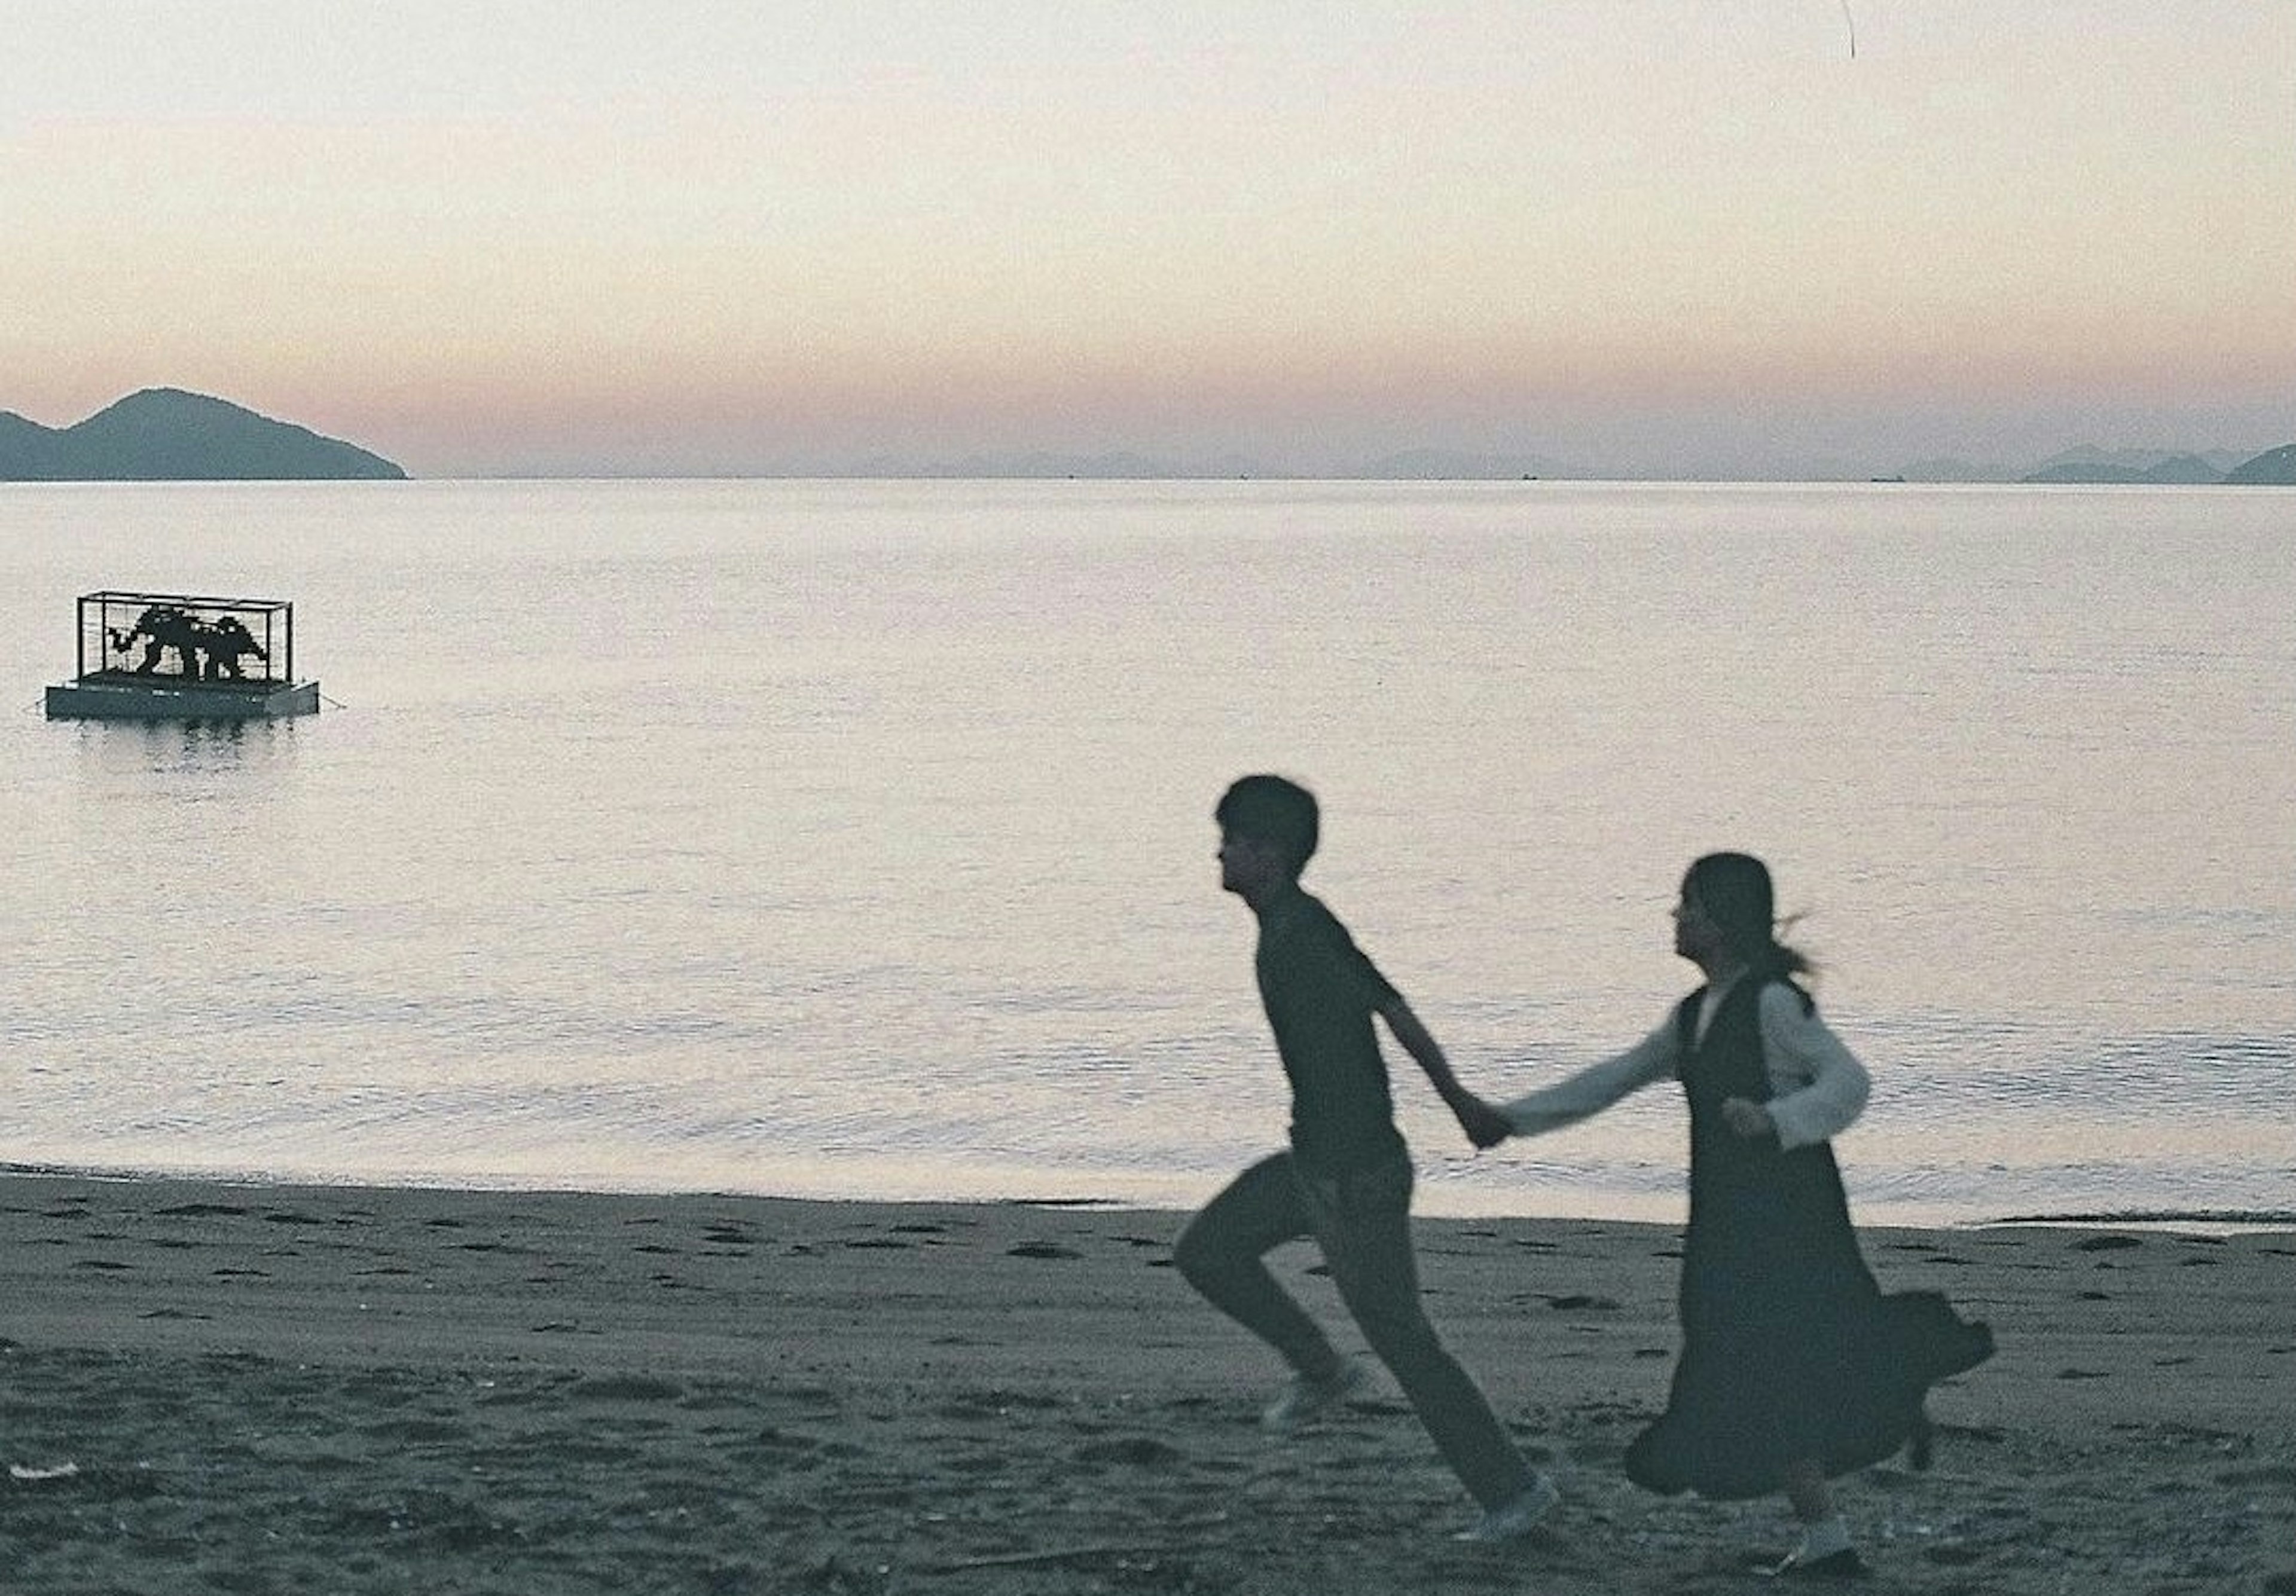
[[840, 441, 2296, 483], [2021, 452, 2230, 485], [5, 390, 2284, 483], [0, 389, 405, 481], [2007, 445, 2276, 485], [2221, 443, 2296, 485]]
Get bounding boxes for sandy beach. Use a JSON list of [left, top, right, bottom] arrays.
[[0, 1170, 2288, 1594]]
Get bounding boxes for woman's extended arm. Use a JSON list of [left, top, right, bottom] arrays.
[[1498, 1022, 1677, 1136]]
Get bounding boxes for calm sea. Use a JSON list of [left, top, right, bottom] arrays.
[[2, 480, 2289, 1228]]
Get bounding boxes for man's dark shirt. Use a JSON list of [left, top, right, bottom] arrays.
[[1254, 887, 1407, 1176]]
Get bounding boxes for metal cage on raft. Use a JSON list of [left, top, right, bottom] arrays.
[[45, 589, 320, 720], [76, 590, 295, 684]]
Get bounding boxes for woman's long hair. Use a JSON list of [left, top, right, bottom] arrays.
[[1684, 852, 1813, 982]]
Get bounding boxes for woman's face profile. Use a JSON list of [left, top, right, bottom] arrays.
[[1672, 886, 1723, 964]]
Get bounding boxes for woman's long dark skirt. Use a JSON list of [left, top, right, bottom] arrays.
[[1625, 1135, 1993, 1500]]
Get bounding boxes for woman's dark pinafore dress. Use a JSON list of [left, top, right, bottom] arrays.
[[1623, 977, 1993, 1500]]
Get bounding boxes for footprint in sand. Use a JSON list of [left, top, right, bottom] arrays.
[[360, 1415, 470, 1444], [1073, 1437, 1184, 1468], [569, 1375, 684, 1402]]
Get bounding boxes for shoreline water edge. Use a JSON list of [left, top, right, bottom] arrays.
[[7, 1159, 2292, 1236]]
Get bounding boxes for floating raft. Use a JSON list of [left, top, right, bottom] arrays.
[[44, 589, 320, 721]]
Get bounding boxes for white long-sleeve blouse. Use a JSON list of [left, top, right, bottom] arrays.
[[1501, 981, 1871, 1151]]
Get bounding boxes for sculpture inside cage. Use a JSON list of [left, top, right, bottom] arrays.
[[45, 589, 320, 720]]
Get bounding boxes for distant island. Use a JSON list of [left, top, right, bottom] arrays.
[[839, 440, 2296, 485], [2018, 452, 2228, 485], [2221, 442, 2296, 485], [2008, 444, 2296, 486], [0, 389, 405, 481]]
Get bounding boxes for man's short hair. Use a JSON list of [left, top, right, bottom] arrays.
[[1216, 774, 1319, 871]]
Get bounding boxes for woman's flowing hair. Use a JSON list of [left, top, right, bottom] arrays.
[[1684, 852, 1814, 981]]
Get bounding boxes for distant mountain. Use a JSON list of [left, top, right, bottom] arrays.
[[2021, 452, 2227, 485], [2007, 443, 2276, 485], [2029, 444, 2247, 475], [0, 411, 55, 463], [0, 389, 405, 481], [2135, 453, 2231, 484], [842, 439, 2289, 485], [2222, 443, 2296, 485], [1888, 444, 2292, 486]]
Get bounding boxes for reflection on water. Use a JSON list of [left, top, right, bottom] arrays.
[[74, 713, 301, 769]]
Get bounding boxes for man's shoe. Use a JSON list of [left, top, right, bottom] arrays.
[[1259, 1359, 1368, 1433], [1451, 1474, 1559, 1543]]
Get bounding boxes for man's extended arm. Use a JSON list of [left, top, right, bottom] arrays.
[[1378, 996, 1512, 1149]]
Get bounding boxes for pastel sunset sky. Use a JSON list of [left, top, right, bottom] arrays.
[[6, 2, 2291, 478]]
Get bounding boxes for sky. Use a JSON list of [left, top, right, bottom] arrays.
[[5, 2, 2292, 479]]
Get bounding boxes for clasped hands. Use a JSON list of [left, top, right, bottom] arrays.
[[1449, 1091, 1773, 1151]]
